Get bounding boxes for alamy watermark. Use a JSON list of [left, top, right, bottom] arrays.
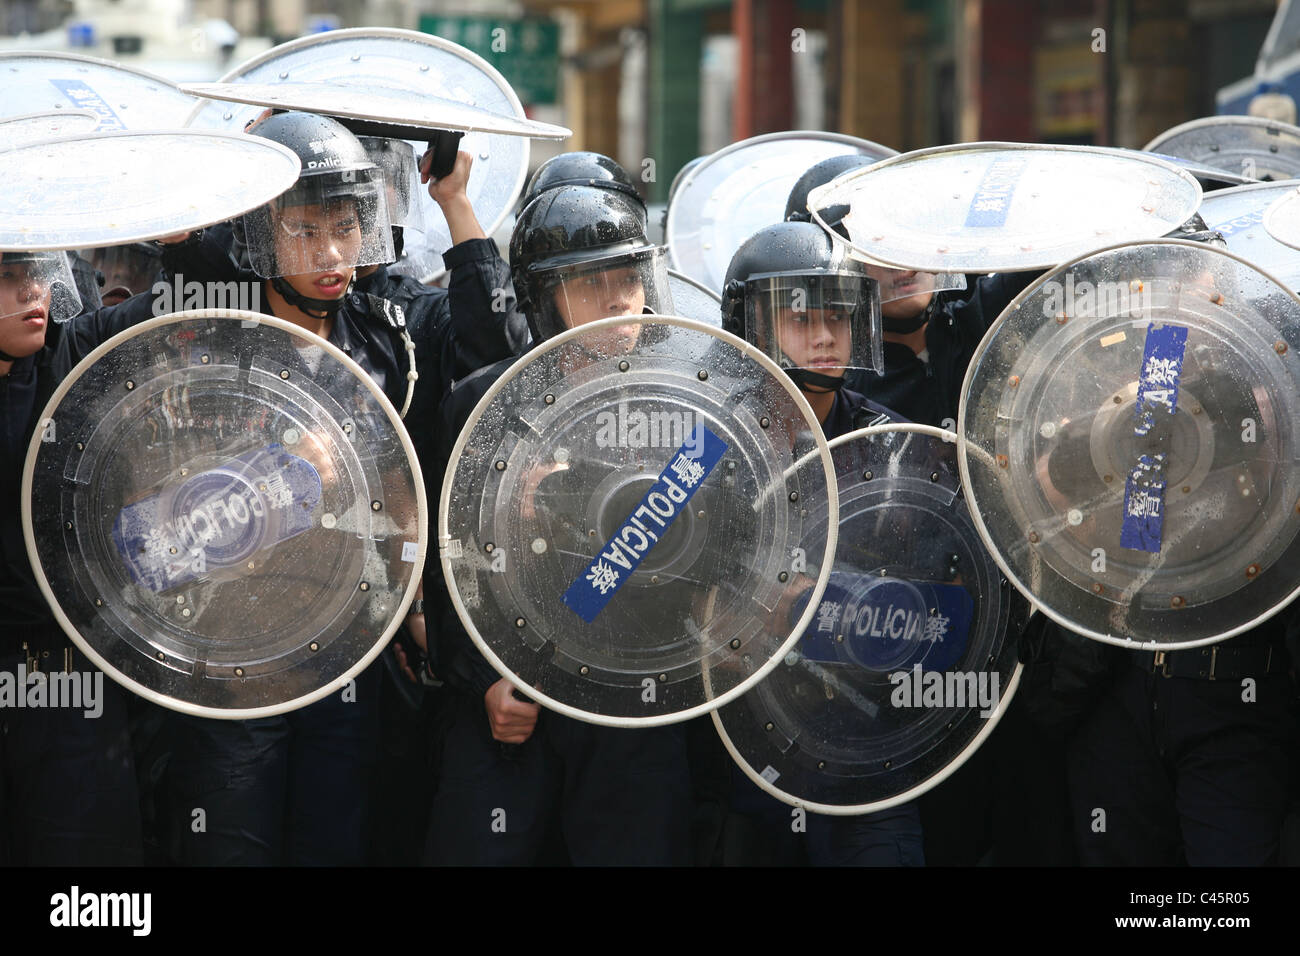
[[594, 401, 705, 454], [888, 664, 1000, 718], [1040, 273, 1152, 321], [0, 666, 103, 718], [152, 272, 261, 315]]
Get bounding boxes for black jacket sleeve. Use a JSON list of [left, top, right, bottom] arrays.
[[442, 237, 530, 381], [422, 361, 515, 699]]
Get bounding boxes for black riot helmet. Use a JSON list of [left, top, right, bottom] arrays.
[[722, 221, 883, 392], [784, 154, 875, 235], [240, 112, 394, 317], [510, 184, 672, 343], [523, 152, 646, 219]]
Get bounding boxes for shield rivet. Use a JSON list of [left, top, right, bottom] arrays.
[[279, 369, 290, 380], [618, 360, 630, 372], [495, 459, 506, 471], [759, 416, 770, 428], [788, 491, 799, 502], [359, 581, 370, 592], [371, 500, 382, 511], [309, 642, 319, 652], [778, 571, 789, 582], [697, 370, 709, 381]]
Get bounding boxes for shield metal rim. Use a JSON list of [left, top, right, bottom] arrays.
[[182, 26, 533, 271], [439, 313, 840, 728], [710, 423, 1024, 815], [0, 129, 302, 251], [180, 80, 571, 139], [956, 237, 1300, 649], [1262, 184, 1300, 251], [809, 142, 1202, 273], [0, 49, 196, 97], [0, 108, 101, 145], [21, 308, 428, 719]]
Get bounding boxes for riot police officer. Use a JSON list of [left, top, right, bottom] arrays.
[[423, 183, 695, 865], [703, 221, 923, 866]]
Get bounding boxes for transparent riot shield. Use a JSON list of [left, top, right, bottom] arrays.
[[440, 315, 838, 726], [184, 28, 545, 282], [959, 239, 1300, 648], [713, 424, 1022, 814], [1198, 180, 1300, 291], [666, 131, 897, 293], [0, 52, 200, 129], [808, 143, 1202, 274], [0, 130, 301, 251], [23, 310, 425, 718], [1144, 116, 1300, 182], [0, 109, 99, 148]]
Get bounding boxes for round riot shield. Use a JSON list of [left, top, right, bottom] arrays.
[[184, 28, 539, 282], [1143, 116, 1300, 182], [0, 109, 99, 148], [0, 52, 200, 129], [23, 310, 426, 718], [807, 143, 1202, 274], [440, 315, 838, 726], [182, 80, 570, 140], [713, 425, 1021, 814], [667, 269, 722, 327], [0, 130, 301, 251], [1199, 180, 1300, 290], [665, 132, 897, 293], [959, 239, 1300, 648]]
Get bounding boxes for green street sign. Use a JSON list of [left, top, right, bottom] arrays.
[[419, 15, 561, 106]]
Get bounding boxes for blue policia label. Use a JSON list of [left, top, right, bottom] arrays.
[[561, 425, 729, 623], [962, 155, 1028, 228], [48, 79, 126, 130], [1121, 323, 1187, 552]]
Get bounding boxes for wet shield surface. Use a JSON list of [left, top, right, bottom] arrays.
[[1199, 180, 1300, 290], [667, 269, 722, 327], [666, 132, 897, 293], [23, 311, 425, 717], [0, 52, 200, 129], [0, 110, 100, 148], [713, 425, 1020, 813], [440, 315, 838, 726], [959, 239, 1300, 648], [184, 28, 539, 281], [808, 143, 1202, 273], [0, 130, 301, 251], [1144, 116, 1300, 182]]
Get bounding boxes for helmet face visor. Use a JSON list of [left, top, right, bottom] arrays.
[[245, 172, 394, 279], [81, 244, 163, 306], [527, 246, 674, 342], [743, 271, 884, 381], [0, 251, 81, 324]]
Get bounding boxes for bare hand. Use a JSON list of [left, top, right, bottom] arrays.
[[484, 678, 540, 744]]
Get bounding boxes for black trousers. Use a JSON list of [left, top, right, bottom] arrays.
[[164, 662, 381, 866], [1067, 661, 1298, 866], [424, 692, 693, 866], [0, 643, 142, 866]]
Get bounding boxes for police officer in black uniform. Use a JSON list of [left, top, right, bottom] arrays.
[[423, 183, 695, 866], [693, 220, 923, 866], [150, 111, 523, 866], [0, 250, 145, 865]]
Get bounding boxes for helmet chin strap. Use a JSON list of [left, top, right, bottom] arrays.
[[270, 275, 353, 320], [782, 360, 847, 393], [0, 347, 22, 363], [882, 295, 937, 335]]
